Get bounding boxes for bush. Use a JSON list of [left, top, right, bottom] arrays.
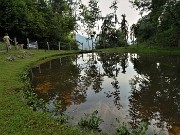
[[78, 110, 103, 131]]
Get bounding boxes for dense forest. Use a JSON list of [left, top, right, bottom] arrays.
[[0, 0, 179, 49], [0, 0, 77, 49], [130, 0, 180, 47]]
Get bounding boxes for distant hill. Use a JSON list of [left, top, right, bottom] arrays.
[[75, 34, 92, 50]]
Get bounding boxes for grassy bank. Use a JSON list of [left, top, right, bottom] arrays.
[[0, 44, 103, 135], [100, 44, 180, 54], [0, 43, 180, 135]]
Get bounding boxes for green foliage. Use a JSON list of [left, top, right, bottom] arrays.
[[115, 122, 148, 135], [0, 0, 76, 49], [133, 122, 148, 135], [23, 88, 46, 111], [130, 0, 180, 47], [55, 114, 69, 124], [120, 14, 128, 42], [96, 28, 127, 49], [96, 1, 128, 49], [78, 0, 101, 50], [20, 70, 46, 111], [78, 110, 103, 131], [97, 13, 128, 49], [115, 125, 131, 135], [79, 0, 101, 35]]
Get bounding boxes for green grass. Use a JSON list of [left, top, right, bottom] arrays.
[[0, 43, 103, 135], [0, 42, 179, 135], [99, 44, 180, 54]]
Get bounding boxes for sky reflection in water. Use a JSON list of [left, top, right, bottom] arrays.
[[30, 53, 180, 135]]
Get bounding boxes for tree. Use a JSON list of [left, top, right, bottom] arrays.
[[120, 14, 128, 42], [109, 0, 119, 27], [130, 0, 180, 47], [0, 0, 77, 49], [96, 1, 128, 49], [157, 1, 180, 47], [97, 14, 115, 48], [130, 24, 137, 44], [79, 0, 101, 49]]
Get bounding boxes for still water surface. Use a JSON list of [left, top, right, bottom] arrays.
[[30, 53, 180, 134]]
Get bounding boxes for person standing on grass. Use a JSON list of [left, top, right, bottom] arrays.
[[3, 33, 12, 51]]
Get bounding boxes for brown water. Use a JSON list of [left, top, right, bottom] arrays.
[[30, 53, 180, 135]]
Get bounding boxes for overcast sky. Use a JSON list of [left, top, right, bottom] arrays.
[[82, 0, 141, 27]]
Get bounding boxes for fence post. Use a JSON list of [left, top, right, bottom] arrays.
[[14, 37, 17, 49], [47, 42, 50, 50], [59, 58, 61, 65], [38, 65, 41, 73], [36, 41, 39, 50], [27, 38, 29, 49], [58, 42, 61, 50]]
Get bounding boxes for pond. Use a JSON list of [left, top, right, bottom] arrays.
[[29, 52, 180, 134]]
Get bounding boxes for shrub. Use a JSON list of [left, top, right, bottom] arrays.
[[78, 110, 103, 131]]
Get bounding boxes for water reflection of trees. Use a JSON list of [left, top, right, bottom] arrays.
[[30, 52, 130, 112], [83, 53, 104, 93], [104, 79, 121, 110], [30, 53, 180, 133], [98, 52, 129, 110], [97, 53, 128, 77], [31, 56, 87, 113], [129, 54, 180, 130]]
